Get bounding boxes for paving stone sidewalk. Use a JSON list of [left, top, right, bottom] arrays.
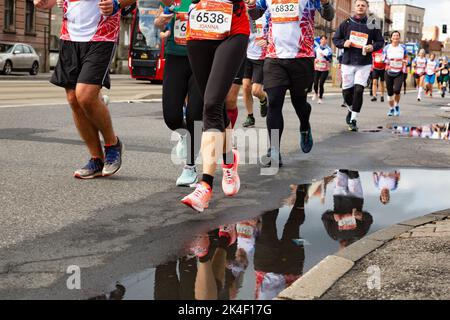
[[321, 217, 450, 300]]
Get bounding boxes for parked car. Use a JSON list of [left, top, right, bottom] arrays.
[[0, 42, 40, 75]]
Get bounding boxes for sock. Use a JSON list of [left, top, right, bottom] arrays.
[[223, 151, 234, 166], [201, 174, 214, 190], [351, 112, 358, 121], [248, 113, 254, 118], [105, 137, 119, 148], [227, 108, 238, 129]]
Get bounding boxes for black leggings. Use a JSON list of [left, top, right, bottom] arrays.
[[343, 84, 365, 113], [187, 34, 248, 132], [266, 86, 312, 148], [385, 72, 403, 96], [162, 54, 203, 165], [313, 70, 329, 98]]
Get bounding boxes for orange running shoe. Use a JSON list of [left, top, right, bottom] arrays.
[[222, 149, 240, 196], [181, 181, 212, 212]]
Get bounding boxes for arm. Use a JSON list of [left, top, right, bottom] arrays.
[[318, 0, 334, 22], [33, 0, 57, 9], [154, 6, 173, 30], [245, 0, 267, 21], [99, 0, 137, 16]]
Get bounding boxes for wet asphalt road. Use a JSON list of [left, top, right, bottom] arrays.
[[1, 92, 450, 299]]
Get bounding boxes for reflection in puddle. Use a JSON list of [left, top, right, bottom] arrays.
[[91, 169, 450, 300], [389, 123, 450, 140]]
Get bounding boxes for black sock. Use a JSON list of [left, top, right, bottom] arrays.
[[202, 174, 214, 189], [248, 113, 254, 117], [223, 151, 234, 165]]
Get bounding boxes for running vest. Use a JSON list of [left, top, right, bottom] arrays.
[[164, 0, 191, 56], [60, 0, 121, 42], [186, 0, 250, 41], [383, 44, 407, 74], [314, 45, 332, 71], [426, 59, 438, 75], [372, 49, 385, 70], [247, 15, 268, 60], [255, 0, 323, 59], [413, 56, 427, 76]]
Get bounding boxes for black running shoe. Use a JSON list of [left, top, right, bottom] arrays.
[[346, 111, 352, 125], [242, 115, 255, 127], [380, 96, 384, 102], [300, 127, 313, 153], [371, 97, 377, 102], [348, 120, 359, 132], [260, 97, 268, 118]]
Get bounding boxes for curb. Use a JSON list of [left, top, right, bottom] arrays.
[[277, 208, 450, 300]]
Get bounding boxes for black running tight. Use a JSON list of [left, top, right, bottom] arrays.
[[266, 86, 312, 148], [313, 71, 329, 98], [187, 34, 249, 132]]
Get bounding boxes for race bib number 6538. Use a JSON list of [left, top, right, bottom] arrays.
[[188, 0, 233, 40]]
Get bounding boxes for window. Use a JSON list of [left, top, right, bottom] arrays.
[[25, 0, 35, 34], [23, 46, 31, 54], [14, 45, 24, 54], [4, 0, 16, 32]]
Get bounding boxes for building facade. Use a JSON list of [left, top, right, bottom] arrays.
[[0, 0, 51, 71], [368, 0, 392, 40], [390, 4, 425, 44], [315, 0, 352, 50]]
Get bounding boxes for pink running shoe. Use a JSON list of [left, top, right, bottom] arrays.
[[219, 224, 237, 246], [189, 234, 210, 258], [222, 149, 240, 196], [181, 182, 212, 212]]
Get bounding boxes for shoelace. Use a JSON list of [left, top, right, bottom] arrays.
[[105, 146, 120, 164], [224, 168, 234, 183], [84, 159, 100, 170], [193, 184, 209, 199]]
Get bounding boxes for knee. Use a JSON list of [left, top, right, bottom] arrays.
[[163, 113, 183, 132], [354, 84, 365, 95], [66, 92, 83, 113], [75, 92, 96, 114], [252, 86, 263, 97]]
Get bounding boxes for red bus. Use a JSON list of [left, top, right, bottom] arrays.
[[128, 0, 165, 82]]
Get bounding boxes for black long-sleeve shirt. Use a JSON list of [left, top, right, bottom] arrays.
[[333, 16, 385, 66]]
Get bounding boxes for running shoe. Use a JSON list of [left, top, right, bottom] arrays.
[[260, 97, 268, 118], [261, 147, 283, 168], [371, 96, 377, 102], [311, 93, 318, 101], [341, 102, 348, 108], [219, 224, 237, 247], [346, 111, 352, 125], [74, 158, 104, 179], [222, 149, 240, 196], [300, 127, 313, 153], [189, 234, 210, 258], [176, 133, 187, 159], [318, 98, 323, 104], [181, 182, 212, 212], [176, 165, 198, 187], [348, 120, 359, 132], [380, 96, 385, 102], [242, 115, 255, 128], [394, 105, 400, 117], [103, 138, 123, 177], [387, 108, 395, 117]]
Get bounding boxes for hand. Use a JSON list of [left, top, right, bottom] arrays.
[[99, 0, 114, 16], [364, 45, 374, 53], [244, 0, 256, 6], [158, 13, 174, 25], [320, 0, 330, 4], [34, 0, 49, 8], [56, 0, 63, 8], [344, 40, 352, 48]]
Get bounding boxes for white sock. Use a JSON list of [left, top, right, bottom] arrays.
[[351, 112, 358, 121]]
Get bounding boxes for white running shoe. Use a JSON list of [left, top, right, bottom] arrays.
[[176, 165, 198, 187], [176, 133, 187, 160], [311, 93, 318, 101]]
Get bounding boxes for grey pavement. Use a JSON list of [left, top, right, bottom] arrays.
[[321, 217, 450, 300], [1, 89, 450, 299]]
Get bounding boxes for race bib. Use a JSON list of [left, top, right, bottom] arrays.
[[271, 0, 299, 23], [237, 224, 254, 239], [315, 60, 329, 71], [349, 31, 369, 49], [442, 69, 449, 75], [174, 12, 188, 45], [374, 53, 383, 63], [389, 59, 403, 71], [255, 22, 264, 41], [188, 0, 233, 40], [336, 213, 357, 231], [416, 61, 426, 74]]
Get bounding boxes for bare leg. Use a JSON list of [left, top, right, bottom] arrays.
[[195, 260, 218, 300], [243, 79, 253, 115]]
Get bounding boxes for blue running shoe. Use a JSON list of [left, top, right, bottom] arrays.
[[387, 108, 395, 116], [103, 138, 123, 177], [74, 158, 104, 179], [300, 127, 313, 153], [394, 105, 400, 116]]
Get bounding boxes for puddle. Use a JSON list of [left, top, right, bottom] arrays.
[[389, 123, 450, 140], [90, 168, 450, 300]]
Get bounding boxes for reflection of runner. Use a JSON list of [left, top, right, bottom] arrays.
[[254, 186, 307, 300], [154, 257, 197, 300], [373, 171, 400, 205], [413, 49, 427, 101], [322, 170, 373, 250]]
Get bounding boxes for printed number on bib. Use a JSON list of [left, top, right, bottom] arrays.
[[337, 213, 357, 231], [271, 0, 299, 23], [188, 0, 232, 40], [349, 31, 369, 49], [174, 13, 188, 45]]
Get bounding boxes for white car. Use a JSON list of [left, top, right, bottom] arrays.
[[0, 42, 40, 75]]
